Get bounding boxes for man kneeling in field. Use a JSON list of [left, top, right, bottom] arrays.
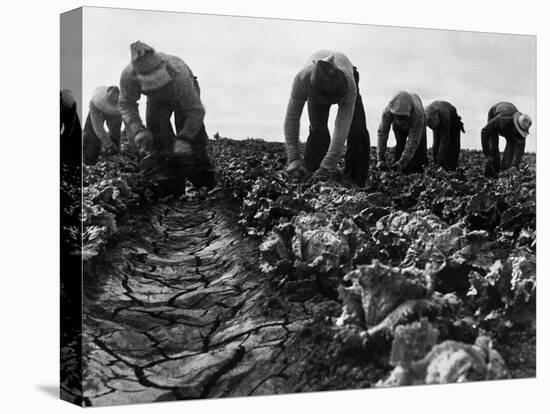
[[481, 102, 532, 177], [119, 41, 216, 194], [284, 50, 371, 187], [83, 86, 122, 166], [425, 100, 465, 171], [376, 91, 428, 174]]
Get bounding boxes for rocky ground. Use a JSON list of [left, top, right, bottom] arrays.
[[61, 138, 536, 406]]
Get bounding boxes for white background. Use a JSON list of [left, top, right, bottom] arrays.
[[0, 0, 547, 412]]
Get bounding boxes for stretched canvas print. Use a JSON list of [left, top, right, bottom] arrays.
[[60, 6, 537, 407]]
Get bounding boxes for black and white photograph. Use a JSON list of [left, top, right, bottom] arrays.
[[57, 5, 540, 407]]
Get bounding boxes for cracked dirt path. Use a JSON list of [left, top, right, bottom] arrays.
[[82, 193, 312, 406]]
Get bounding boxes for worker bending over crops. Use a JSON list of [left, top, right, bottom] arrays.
[[377, 91, 428, 174], [425, 100, 465, 171], [481, 102, 532, 177], [60, 89, 81, 160], [284, 50, 371, 187], [83, 86, 122, 165], [119, 41, 216, 191]]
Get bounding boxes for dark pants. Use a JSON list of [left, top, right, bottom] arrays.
[[482, 134, 525, 177], [433, 114, 462, 171], [144, 81, 216, 190], [82, 112, 121, 166], [303, 67, 371, 187], [392, 125, 428, 174]]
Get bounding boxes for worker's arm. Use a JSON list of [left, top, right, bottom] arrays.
[[119, 67, 145, 140], [321, 86, 356, 171], [284, 74, 307, 164], [89, 103, 114, 148], [174, 75, 205, 141], [512, 137, 526, 168], [377, 106, 393, 162]]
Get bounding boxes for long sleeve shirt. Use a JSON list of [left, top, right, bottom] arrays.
[[88, 101, 119, 146], [377, 91, 426, 167], [284, 50, 357, 171], [119, 53, 205, 140]]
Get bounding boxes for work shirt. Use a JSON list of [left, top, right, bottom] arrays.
[[119, 53, 205, 141], [284, 50, 357, 171], [377, 91, 426, 167]]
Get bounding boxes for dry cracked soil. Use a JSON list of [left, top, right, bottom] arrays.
[[81, 192, 324, 406]]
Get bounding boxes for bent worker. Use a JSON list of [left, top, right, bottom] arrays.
[[284, 50, 371, 187], [119, 41, 216, 191], [377, 91, 428, 174], [83, 86, 122, 165], [60, 89, 82, 160], [425, 100, 465, 171], [481, 102, 532, 177]]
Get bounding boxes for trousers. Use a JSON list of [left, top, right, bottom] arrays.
[[433, 111, 462, 171], [143, 80, 216, 190], [303, 67, 371, 187], [392, 124, 428, 174]]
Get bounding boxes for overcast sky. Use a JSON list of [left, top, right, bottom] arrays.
[[81, 7, 536, 151]]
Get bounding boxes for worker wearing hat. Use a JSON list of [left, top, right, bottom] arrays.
[[481, 102, 532, 177], [82, 86, 122, 165], [377, 91, 428, 174], [425, 100, 465, 171], [119, 41, 216, 190], [284, 50, 371, 187]]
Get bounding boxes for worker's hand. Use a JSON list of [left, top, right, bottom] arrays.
[[103, 140, 119, 156], [310, 167, 337, 184], [135, 129, 154, 152], [507, 166, 519, 175], [174, 138, 193, 155], [376, 160, 388, 170], [286, 159, 308, 181], [390, 161, 403, 173]]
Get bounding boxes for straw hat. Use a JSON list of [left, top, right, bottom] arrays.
[[513, 112, 532, 138], [130, 41, 171, 91], [91, 86, 120, 115]]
